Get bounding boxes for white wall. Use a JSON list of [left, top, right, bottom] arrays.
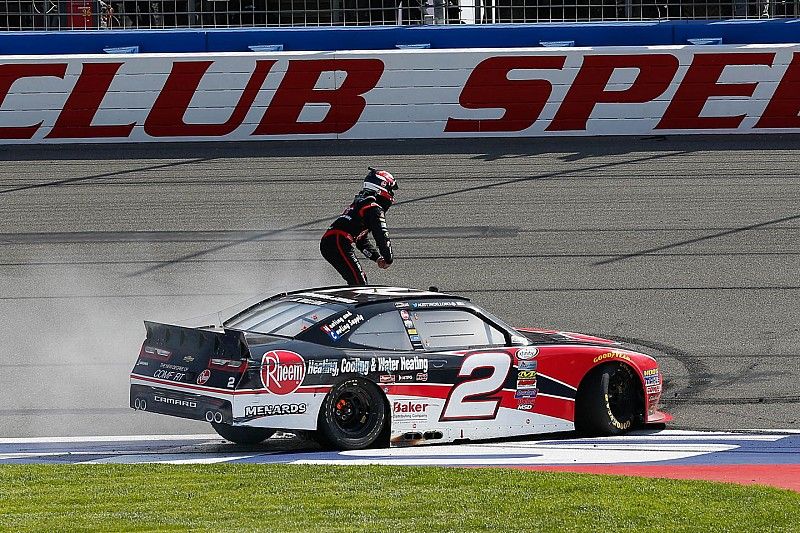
[[1, 44, 799, 144]]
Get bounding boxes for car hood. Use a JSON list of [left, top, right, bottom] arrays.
[[516, 327, 620, 347]]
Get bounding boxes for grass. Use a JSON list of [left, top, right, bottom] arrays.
[[0, 465, 798, 532]]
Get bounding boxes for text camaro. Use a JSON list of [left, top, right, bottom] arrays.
[[129, 286, 669, 450]]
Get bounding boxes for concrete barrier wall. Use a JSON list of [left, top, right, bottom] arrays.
[[2, 45, 800, 144]]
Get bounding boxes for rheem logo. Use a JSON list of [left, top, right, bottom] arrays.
[[260, 350, 306, 395]]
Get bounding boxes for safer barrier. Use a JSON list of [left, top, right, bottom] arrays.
[[1, 19, 800, 55], [2, 45, 800, 144]]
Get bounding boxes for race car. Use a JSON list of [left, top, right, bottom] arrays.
[[130, 286, 669, 450]]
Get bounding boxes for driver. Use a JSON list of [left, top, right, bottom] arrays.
[[320, 168, 397, 286]]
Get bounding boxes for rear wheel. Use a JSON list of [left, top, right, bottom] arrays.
[[211, 422, 276, 445], [575, 363, 640, 436], [318, 378, 387, 450]]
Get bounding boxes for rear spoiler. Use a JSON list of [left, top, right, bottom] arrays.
[[143, 321, 251, 361]]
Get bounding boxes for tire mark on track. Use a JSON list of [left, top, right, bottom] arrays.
[[605, 335, 713, 401]]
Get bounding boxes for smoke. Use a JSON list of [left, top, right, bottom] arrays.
[[0, 233, 338, 438]]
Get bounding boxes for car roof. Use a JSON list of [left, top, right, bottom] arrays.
[[280, 285, 471, 307]]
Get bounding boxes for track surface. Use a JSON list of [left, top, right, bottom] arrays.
[[1, 430, 798, 491], [0, 136, 798, 439]]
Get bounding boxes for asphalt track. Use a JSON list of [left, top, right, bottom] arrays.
[[0, 135, 798, 445]]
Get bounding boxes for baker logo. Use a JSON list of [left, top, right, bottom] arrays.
[[196, 369, 211, 385], [260, 350, 305, 395]]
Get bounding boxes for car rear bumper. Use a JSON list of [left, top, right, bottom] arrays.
[[130, 384, 233, 424]]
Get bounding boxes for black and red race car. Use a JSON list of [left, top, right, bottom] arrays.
[[130, 286, 669, 450]]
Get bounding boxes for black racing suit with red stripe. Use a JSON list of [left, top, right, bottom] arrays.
[[320, 192, 393, 286]]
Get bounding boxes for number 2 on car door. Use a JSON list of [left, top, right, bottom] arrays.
[[440, 352, 512, 421]]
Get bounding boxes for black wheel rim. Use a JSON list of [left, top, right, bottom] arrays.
[[331, 386, 375, 438], [607, 367, 635, 423]]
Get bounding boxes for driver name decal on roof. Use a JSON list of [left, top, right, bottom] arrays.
[[410, 301, 466, 308], [260, 350, 306, 395]]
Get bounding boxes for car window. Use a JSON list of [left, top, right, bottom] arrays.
[[349, 311, 413, 351], [411, 309, 506, 349], [225, 300, 342, 336]]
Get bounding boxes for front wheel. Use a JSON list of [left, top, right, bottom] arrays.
[[211, 422, 276, 445], [318, 378, 387, 450], [575, 363, 641, 436]]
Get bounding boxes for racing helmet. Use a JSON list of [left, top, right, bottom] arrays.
[[362, 167, 398, 207]]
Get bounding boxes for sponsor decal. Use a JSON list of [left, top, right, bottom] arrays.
[[516, 347, 538, 360], [160, 363, 189, 372], [410, 335, 421, 342], [518, 360, 538, 371], [515, 389, 538, 399], [340, 357, 371, 375], [397, 374, 414, 382], [393, 401, 430, 419], [516, 379, 537, 388], [400, 310, 410, 319], [517, 403, 533, 410], [183, 356, 195, 363], [291, 297, 327, 306], [395, 302, 409, 309], [379, 374, 395, 384], [647, 384, 661, 395], [154, 396, 197, 409], [153, 369, 186, 381], [260, 350, 306, 395], [299, 291, 357, 304], [376, 357, 400, 372], [517, 370, 537, 379], [244, 403, 307, 417], [410, 300, 464, 308], [196, 369, 211, 385], [403, 320, 414, 328], [321, 311, 365, 341], [416, 372, 428, 382], [135, 360, 149, 367], [407, 328, 418, 335], [307, 358, 340, 377], [593, 352, 632, 364], [400, 356, 428, 372], [374, 356, 429, 373], [643, 368, 661, 387]]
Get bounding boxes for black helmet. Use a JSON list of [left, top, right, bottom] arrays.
[[362, 167, 398, 208]]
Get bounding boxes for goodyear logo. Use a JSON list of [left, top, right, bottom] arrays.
[[593, 352, 632, 364]]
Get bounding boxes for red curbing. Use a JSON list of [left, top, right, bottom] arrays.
[[512, 464, 800, 492]]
